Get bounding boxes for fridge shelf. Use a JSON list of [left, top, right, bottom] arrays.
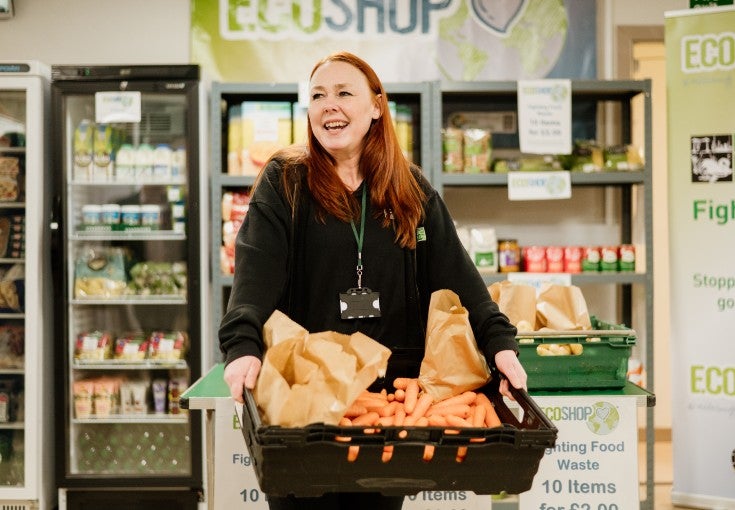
[[0, 368, 23, 375], [70, 296, 187, 306], [0, 312, 23, 319], [71, 230, 186, 242], [69, 177, 187, 187], [0, 202, 24, 209], [73, 415, 189, 425], [0, 147, 25, 155], [73, 360, 188, 370], [0, 258, 24, 264], [0, 422, 24, 430]]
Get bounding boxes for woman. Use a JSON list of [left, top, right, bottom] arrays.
[[219, 51, 527, 510]]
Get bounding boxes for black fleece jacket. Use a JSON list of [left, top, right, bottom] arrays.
[[218, 159, 517, 377]]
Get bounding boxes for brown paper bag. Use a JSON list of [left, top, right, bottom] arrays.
[[488, 280, 538, 330], [418, 289, 491, 401], [253, 311, 391, 427], [536, 283, 592, 330]]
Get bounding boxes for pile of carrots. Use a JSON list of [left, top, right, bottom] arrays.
[[337, 377, 503, 463]]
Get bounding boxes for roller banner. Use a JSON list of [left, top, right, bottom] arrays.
[[665, 5, 735, 507]]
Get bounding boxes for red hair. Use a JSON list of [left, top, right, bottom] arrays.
[[304, 51, 426, 249]]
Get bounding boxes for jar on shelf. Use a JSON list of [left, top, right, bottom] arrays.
[[498, 239, 520, 273]]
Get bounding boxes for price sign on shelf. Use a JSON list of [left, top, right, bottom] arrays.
[[517, 79, 572, 155], [519, 396, 639, 510]]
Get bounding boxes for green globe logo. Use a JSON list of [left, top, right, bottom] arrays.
[[585, 401, 620, 435]]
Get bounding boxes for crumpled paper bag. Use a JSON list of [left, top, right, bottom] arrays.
[[253, 310, 391, 427], [536, 283, 592, 330], [488, 280, 538, 331], [418, 289, 491, 401]]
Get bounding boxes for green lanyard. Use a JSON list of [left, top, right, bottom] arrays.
[[349, 188, 367, 289]]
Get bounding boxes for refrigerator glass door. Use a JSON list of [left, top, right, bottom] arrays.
[[0, 88, 27, 487], [62, 88, 194, 478]]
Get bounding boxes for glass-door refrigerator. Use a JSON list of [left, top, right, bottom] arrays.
[[51, 65, 203, 509], [0, 61, 55, 510]]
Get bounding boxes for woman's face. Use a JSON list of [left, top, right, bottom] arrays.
[[308, 60, 381, 161]]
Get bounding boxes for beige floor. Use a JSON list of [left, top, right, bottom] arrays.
[[640, 439, 683, 510]]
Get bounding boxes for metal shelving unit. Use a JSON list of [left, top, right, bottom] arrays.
[[433, 79, 654, 509]]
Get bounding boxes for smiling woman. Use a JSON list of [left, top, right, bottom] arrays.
[[219, 51, 527, 510]]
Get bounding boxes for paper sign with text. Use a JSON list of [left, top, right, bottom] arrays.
[[519, 396, 639, 510], [517, 79, 572, 155]]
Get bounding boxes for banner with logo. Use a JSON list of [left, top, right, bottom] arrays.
[[190, 0, 596, 83], [518, 396, 639, 510], [665, 6, 735, 507]]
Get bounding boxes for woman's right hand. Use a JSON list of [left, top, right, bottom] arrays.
[[223, 355, 262, 403]]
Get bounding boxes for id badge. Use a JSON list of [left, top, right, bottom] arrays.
[[339, 287, 381, 319]]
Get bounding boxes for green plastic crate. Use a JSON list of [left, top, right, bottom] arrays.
[[517, 316, 636, 390]]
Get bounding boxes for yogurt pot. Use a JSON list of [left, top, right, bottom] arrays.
[[120, 205, 141, 227], [101, 204, 121, 225], [81, 204, 103, 226], [140, 204, 162, 229]]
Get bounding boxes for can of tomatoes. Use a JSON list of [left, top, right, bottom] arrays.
[[545, 246, 565, 273], [523, 246, 546, 272], [563, 246, 583, 273], [581, 246, 601, 272], [618, 244, 636, 272], [600, 246, 619, 272]]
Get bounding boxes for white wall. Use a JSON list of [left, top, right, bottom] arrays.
[[0, 0, 190, 64]]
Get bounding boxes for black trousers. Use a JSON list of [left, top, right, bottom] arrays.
[[267, 492, 404, 510]]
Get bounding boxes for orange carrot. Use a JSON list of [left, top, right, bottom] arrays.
[[455, 446, 468, 463], [403, 379, 420, 414], [427, 414, 448, 427], [393, 377, 412, 390], [416, 416, 429, 427], [432, 391, 477, 409], [394, 389, 406, 402], [377, 415, 395, 427], [351, 411, 379, 427], [377, 401, 399, 417], [422, 444, 435, 461], [446, 415, 472, 428], [347, 445, 360, 462], [343, 403, 368, 418], [338, 417, 352, 426], [484, 403, 502, 428], [410, 392, 434, 419], [425, 404, 472, 419], [472, 404, 486, 427], [381, 445, 394, 463]]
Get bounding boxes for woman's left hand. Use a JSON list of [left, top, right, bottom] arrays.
[[494, 349, 528, 400]]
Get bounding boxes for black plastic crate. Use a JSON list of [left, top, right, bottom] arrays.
[[240, 379, 557, 497]]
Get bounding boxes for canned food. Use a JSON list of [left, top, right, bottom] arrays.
[[600, 246, 619, 272], [498, 239, 520, 273], [523, 246, 546, 272], [619, 244, 636, 272], [582, 246, 601, 272], [563, 246, 583, 273], [545, 246, 564, 273]]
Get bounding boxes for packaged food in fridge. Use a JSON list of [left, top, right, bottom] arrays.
[[120, 379, 149, 415], [0, 325, 24, 368], [113, 332, 149, 361], [73, 119, 94, 181], [240, 101, 292, 176], [73, 247, 128, 298], [74, 330, 113, 361], [92, 123, 114, 180], [148, 331, 187, 361], [0, 156, 19, 201], [73, 380, 95, 419], [92, 378, 119, 417]]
